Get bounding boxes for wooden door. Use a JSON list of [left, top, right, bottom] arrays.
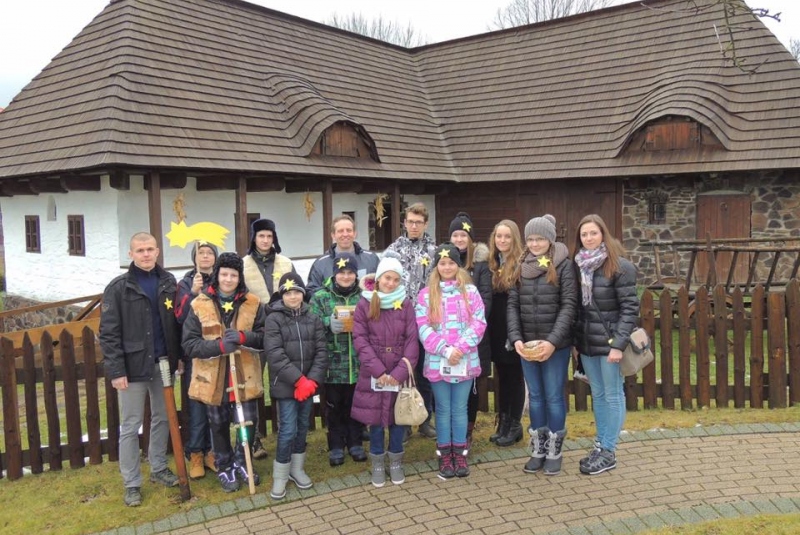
[[695, 194, 751, 284]]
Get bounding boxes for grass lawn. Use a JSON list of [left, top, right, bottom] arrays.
[[1, 405, 799, 535]]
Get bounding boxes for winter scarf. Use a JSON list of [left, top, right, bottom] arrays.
[[361, 278, 408, 309], [520, 242, 569, 279], [574, 242, 609, 306]]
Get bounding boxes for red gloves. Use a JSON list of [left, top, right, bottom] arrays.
[[294, 376, 317, 402]]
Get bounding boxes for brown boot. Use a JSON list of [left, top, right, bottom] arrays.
[[204, 451, 217, 473], [189, 452, 205, 479]]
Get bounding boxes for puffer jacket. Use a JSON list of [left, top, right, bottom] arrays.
[[416, 281, 487, 383], [507, 256, 578, 350], [308, 279, 361, 384], [464, 242, 492, 377], [264, 301, 329, 399], [306, 242, 380, 295], [573, 258, 639, 357], [350, 288, 419, 427]]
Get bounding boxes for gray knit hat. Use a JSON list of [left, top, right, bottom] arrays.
[[524, 214, 557, 243]]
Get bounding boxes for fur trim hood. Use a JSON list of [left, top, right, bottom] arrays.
[[473, 242, 489, 263]]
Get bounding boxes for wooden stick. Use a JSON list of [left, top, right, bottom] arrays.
[[159, 360, 191, 501], [229, 352, 256, 495]]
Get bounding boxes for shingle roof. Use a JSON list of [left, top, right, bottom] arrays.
[[0, 0, 798, 181]]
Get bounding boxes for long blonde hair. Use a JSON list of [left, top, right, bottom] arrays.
[[489, 220, 523, 292], [425, 266, 473, 326]]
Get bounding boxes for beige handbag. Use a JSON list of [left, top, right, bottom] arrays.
[[619, 327, 654, 377], [394, 357, 429, 426]]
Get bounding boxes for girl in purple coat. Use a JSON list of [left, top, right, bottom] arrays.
[[351, 256, 419, 488]]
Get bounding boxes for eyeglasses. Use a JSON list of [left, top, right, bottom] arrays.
[[405, 220, 426, 227]]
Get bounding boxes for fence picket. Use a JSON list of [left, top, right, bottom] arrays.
[[22, 333, 43, 473], [695, 287, 711, 408], [678, 287, 692, 409], [641, 290, 657, 408], [767, 292, 787, 408], [40, 331, 62, 471], [713, 285, 729, 408], [731, 288, 746, 408], [60, 330, 85, 469], [750, 285, 765, 408], [82, 327, 103, 465], [786, 280, 800, 405], [1, 337, 23, 480], [659, 289, 674, 409]]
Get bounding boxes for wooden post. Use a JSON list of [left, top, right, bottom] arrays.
[[235, 176, 249, 255], [147, 171, 163, 263], [641, 290, 657, 409], [750, 284, 765, 408], [677, 287, 692, 409], [391, 182, 401, 242], [767, 291, 787, 408], [713, 285, 729, 408], [83, 326, 103, 465], [659, 289, 675, 409], [41, 331, 63, 471], [323, 178, 333, 252], [1, 337, 22, 479], [695, 287, 711, 408], [786, 279, 800, 406], [731, 288, 746, 408], [60, 330, 85, 469], [22, 334, 43, 474]]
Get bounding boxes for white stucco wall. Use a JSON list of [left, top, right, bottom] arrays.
[[2, 174, 436, 301]]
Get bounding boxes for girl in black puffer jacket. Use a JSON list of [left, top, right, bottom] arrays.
[[573, 214, 639, 477], [448, 212, 492, 446], [507, 214, 577, 476]]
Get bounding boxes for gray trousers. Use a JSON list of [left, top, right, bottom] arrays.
[[118, 363, 169, 488]]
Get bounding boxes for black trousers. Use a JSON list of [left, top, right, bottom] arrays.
[[495, 360, 526, 421], [324, 383, 363, 451], [206, 398, 258, 471]]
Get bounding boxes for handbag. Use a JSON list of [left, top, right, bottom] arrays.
[[394, 357, 429, 426], [591, 302, 654, 377]]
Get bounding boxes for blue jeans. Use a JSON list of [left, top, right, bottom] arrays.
[[183, 359, 211, 456], [275, 398, 312, 463], [430, 379, 473, 446], [369, 424, 406, 455], [581, 354, 626, 451], [520, 346, 571, 432]]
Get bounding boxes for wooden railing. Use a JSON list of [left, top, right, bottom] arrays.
[[2, 281, 799, 479]]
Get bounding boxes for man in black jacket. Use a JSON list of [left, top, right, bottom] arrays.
[[99, 232, 182, 507]]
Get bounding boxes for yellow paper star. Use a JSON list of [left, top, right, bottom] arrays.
[[420, 257, 430, 267], [283, 279, 296, 290], [164, 298, 173, 310], [222, 301, 234, 312], [537, 257, 551, 267], [336, 257, 348, 268], [462, 222, 472, 232], [438, 249, 451, 259], [393, 300, 403, 310]]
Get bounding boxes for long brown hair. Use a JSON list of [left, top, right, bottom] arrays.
[[489, 220, 523, 292], [425, 266, 473, 326], [572, 214, 626, 279]]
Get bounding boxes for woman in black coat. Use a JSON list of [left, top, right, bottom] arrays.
[[487, 219, 526, 447], [573, 214, 639, 476], [448, 212, 492, 445]]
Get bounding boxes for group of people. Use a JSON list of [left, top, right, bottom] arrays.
[[99, 203, 639, 507]]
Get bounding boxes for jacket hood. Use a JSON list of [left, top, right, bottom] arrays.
[[473, 242, 489, 263], [359, 273, 377, 292]]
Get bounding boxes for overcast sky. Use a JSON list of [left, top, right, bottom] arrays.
[[1, 0, 797, 108]]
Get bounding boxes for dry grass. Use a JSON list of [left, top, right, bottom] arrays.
[[2, 406, 799, 535], [641, 514, 800, 535]]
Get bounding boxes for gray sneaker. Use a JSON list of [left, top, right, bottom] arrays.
[[579, 441, 602, 470], [149, 468, 180, 487], [580, 449, 616, 475], [124, 487, 142, 507]]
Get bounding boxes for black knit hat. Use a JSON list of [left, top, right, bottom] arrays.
[[249, 218, 281, 254], [190, 241, 219, 264], [448, 212, 474, 241], [212, 252, 247, 294], [332, 252, 358, 276], [278, 272, 306, 296], [433, 243, 463, 267]]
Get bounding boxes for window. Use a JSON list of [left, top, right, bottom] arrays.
[[25, 215, 40, 253], [67, 215, 85, 256], [247, 213, 261, 229], [647, 191, 669, 224]]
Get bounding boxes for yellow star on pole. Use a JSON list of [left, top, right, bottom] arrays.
[[420, 257, 430, 267], [462, 222, 472, 232], [438, 249, 451, 259], [222, 301, 234, 312], [393, 300, 403, 310], [164, 298, 173, 310], [336, 258, 348, 268], [537, 256, 551, 267]]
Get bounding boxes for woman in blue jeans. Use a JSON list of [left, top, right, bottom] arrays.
[[507, 214, 577, 476], [572, 214, 639, 475]]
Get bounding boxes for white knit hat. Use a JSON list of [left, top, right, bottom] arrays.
[[375, 256, 404, 280]]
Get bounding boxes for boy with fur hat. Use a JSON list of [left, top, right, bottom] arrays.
[[264, 273, 329, 500], [242, 218, 295, 458], [181, 252, 267, 493], [175, 241, 219, 479], [351, 256, 419, 487], [309, 252, 367, 466]]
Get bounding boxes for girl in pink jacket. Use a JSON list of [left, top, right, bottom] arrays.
[[416, 243, 486, 480]]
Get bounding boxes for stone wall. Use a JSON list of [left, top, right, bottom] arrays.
[[1, 294, 85, 332], [623, 172, 800, 287]]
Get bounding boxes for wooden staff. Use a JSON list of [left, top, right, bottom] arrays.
[[228, 352, 256, 495], [159, 359, 191, 501]]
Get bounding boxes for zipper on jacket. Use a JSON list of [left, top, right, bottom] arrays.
[[295, 317, 304, 372]]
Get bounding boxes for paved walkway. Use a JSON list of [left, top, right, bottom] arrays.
[[107, 424, 800, 535]]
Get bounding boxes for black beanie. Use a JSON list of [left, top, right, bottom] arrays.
[[211, 252, 247, 294], [278, 272, 306, 296], [433, 242, 463, 268], [448, 212, 474, 241], [332, 252, 359, 277], [249, 218, 281, 254]]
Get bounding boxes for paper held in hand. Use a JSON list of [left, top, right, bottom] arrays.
[[441, 358, 467, 378], [371, 376, 400, 392], [334, 305, 356, 333]]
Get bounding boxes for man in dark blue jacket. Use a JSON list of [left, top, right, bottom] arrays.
[[99, 232, 182, 507]]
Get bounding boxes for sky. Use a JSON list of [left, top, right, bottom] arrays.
[[1, 0, 798, 108]]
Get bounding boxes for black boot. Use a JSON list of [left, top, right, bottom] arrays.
[[489, 413, 508, 444], [496, 418, 523, 447]]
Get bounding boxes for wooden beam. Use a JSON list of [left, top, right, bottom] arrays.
[[235, 176, 248, 256], [284, 178, 323, 194], [0, 180, 37, 196], [61, 175, 101, 191], [246, 176, 285, 192], [109, 171, 130, 190], [332, 180, 363, 194], [391, 182, 401, 242], [30, 178, 68, 194], [399, 183, 426, 195], [196, 176, 238, 191], [323, 179, 333, 252], [144, 172, 186, 190], [147, 171, 164, 266], [422, 184, 450, 196]]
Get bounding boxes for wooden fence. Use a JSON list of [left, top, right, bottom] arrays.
[[2, 281, 799, 480]]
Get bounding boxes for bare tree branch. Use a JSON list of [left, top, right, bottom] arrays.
[[490, 0, 614, 29], [326, 13, 428, 47]]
